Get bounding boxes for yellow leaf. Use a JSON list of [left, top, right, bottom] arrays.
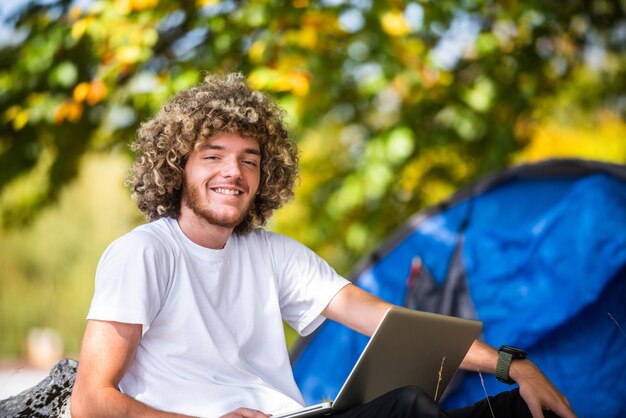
[[114, 0, 133, 15], [381, 11, 411, 37], [249, 68, 310, 96], [248, 40, 266, 63], [286, 72, 310, 96], [291, 26, 318, 50], [73, 82, 90, 102], [196, 0, 219, 6], [117, 45, 142, 64], [248, 68, 278, 91], [86, 80, 108, 105], [71, 19, 88, 40], [13, 110, 29, 130], [54, 101, 83, 124], [514, 112, 626, 164], [132, 0, 159, 11], [67, 101, 83, 122]]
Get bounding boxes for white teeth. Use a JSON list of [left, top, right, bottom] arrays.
[[215, 188, 241, 195]]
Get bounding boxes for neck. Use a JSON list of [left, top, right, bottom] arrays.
[[176, 207, 234, 249]]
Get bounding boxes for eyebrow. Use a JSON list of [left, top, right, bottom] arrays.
[[198, 143, 261, 156]]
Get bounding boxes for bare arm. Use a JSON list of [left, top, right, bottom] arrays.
[[323, 284, 576, 418], [71, 320, 193, 418], [322, 283, 392, 336], [459, 340, 575, 418]]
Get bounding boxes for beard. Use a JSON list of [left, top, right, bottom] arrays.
[[183, 182, 254, 229]]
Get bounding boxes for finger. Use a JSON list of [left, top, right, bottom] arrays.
[[241, 410, 266, 418], [239, 411, 259, 417], [554, 402, 577, 418], [563, 395, 572, 409], [545, 392, 576, 418], [228, 407, 270, 418], [527, 400, 545, 418]]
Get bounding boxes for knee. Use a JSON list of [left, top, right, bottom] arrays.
[[390, 385, 444, 418], [393, 385, 427, 406]]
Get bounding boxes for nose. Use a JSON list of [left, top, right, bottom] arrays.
[[220, 156, 243, 179]]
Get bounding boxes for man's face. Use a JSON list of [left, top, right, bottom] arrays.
[[181, 133, 261, 230]]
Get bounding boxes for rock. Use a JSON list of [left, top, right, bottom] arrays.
[[0, 358, 77, 418]]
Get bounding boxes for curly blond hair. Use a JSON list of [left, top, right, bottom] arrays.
[[128, 72, 299, 234]]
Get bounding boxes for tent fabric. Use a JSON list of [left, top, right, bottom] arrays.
[[290, 159, 626, 418]]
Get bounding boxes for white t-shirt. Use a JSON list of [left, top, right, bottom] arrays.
[[87, 217, 349, 417]]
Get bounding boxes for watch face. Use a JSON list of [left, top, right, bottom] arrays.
[[500, 345, 527, 359]]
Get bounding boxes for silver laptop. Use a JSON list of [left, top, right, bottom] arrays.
[[276, 306, 482, 418]]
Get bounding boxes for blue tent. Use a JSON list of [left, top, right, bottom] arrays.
[[291, 159, 626, 418]]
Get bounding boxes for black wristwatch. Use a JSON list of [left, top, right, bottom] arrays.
[[496, 345, 527, 384]]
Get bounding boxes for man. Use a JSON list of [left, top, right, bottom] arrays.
[[71, 73, 575, 418]]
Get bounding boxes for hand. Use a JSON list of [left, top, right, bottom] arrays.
[[510, 359, 576, 418], [220, 407, 272, 418]]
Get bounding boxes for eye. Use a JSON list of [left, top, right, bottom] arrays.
[[242, 159, 259, 167], [204, 155, 220, 160]]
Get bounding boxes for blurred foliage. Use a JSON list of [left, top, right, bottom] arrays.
[[514, 108, 626, 163], [1, 0, 626, 356], [0, 153, 141, 357]]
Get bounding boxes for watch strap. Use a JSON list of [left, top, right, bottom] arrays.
[[496, 350, 515, 384]]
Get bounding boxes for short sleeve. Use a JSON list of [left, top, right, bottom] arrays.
[[87, 230, 172, 329], [269, 233, 349, 336]]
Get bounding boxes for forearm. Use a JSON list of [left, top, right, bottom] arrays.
[[460, 339, 576, 418], [71, 385, 193, 418], [460, 339, 537, 382], [459, 339, 498, 374], [323, 284, 392, 336]]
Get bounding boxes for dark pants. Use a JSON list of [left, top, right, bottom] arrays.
[[332, 386, 562, 418]]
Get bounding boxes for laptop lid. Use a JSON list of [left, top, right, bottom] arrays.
[[331, 306, 482, 411], [277, 307, 482, 418]]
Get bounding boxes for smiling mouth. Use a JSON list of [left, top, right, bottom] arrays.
[[213, 187, 242, 196]]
